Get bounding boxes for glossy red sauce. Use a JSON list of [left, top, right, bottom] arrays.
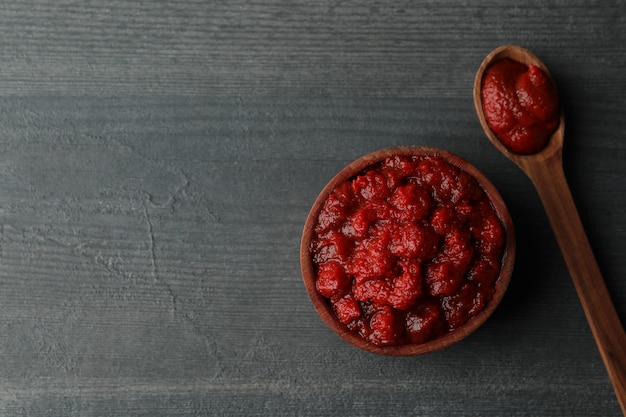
[[481, 58, 560, 154], [309, 155, 506, 347]]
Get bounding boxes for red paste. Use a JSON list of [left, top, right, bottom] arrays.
[[481, 58, 559, 154], [309, 155, 506, 347]]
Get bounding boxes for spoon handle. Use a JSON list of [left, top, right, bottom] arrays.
[[522, 155, 626, 415]]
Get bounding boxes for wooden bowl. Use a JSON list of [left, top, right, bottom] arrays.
[[300, 146, 515, 356]]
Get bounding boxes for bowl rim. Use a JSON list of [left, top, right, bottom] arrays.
[[300, 145, 516, 356]]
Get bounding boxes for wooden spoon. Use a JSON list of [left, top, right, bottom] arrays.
[[474, 44, 626, 415]]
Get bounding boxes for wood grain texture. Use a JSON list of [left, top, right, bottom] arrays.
[[0, 1, 625, 416], [0, 0, 624, 97]]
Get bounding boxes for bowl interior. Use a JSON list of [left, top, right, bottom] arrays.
[[300, 146, 515, 356]]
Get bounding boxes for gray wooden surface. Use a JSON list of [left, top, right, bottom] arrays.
[[1, 1, 625, 416]]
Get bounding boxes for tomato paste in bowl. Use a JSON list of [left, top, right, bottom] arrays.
[[300, 146, 515, 355]]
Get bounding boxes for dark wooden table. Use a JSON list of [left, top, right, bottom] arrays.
[[1, 1, 625, 415]]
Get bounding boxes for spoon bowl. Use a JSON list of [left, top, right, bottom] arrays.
[[474, 45, 626, 415], [473, 44, 565, 169]]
